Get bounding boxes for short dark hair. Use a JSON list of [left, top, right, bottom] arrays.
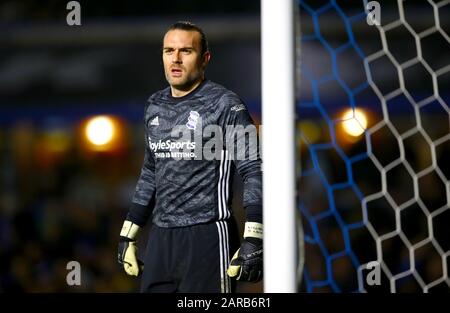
[[166, 21, 209, 55]]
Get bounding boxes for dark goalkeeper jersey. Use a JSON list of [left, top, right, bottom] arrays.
[[128, 79, 262, 228]]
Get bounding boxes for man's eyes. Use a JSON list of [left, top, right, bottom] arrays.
[[163, 49, 193, 54]]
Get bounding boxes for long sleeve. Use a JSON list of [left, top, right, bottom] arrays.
[[127, 109, 156, 227], [222, 94, 263, 223]]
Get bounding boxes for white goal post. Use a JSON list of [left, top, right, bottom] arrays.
[[261, 0, 298, 293]]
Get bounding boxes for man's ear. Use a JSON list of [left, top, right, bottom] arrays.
[[202, 51, 211, 68]]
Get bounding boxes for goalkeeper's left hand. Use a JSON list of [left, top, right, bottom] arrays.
[[227, 222, 263, 282]]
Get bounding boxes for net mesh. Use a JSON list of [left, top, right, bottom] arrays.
[[296, 0, 450, 292]]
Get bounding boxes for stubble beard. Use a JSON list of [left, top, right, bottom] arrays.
[[167, 70, 203, 92]]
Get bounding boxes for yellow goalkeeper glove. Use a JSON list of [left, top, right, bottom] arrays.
[[118, 220, 144, 276], [227, 222, 263, 282]]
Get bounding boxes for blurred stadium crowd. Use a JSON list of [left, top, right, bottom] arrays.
[[0, 120, 143, 291]]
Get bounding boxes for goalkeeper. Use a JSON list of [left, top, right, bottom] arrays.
[[118, 21, 263, 293]]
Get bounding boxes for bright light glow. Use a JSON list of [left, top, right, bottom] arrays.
[[299, 121, 321, 143], [85, 116, 115, 146], [342, 108, 368, 137]]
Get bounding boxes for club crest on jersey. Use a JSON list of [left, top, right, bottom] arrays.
[[186, 111, 200, 130], [150, 116, 159, 126]]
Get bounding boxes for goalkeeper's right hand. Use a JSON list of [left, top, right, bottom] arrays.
[[118, 220, 144, 276]]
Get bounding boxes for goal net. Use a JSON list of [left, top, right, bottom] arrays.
[[296, 0, 450, 292]]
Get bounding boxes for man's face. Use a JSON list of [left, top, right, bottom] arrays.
[[162, 29, 209, 92]]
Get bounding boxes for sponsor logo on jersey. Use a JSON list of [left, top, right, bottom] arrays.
[[148, 139, 197, 159], [147, 118, 261, 161], [186, 111, 200, 130], [149, 139, 196, 152]]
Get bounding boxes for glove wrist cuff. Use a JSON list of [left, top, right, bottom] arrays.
[[120, 220, 141, 240], [243, 222, 263, 239]]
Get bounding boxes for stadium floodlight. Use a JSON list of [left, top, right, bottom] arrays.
[[85, 116, 115, 146], [81, 115, 125, 153], [341, 108, 368, 137]]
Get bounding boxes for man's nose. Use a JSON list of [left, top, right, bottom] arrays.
[[172, 51, 182, 63]]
